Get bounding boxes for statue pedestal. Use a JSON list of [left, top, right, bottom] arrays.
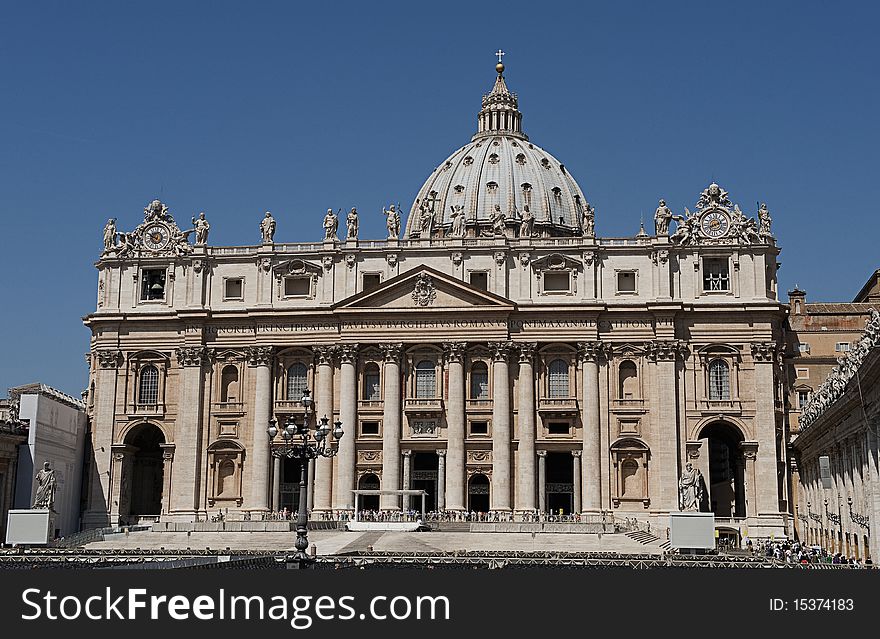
[[5, 509, 56, 545]]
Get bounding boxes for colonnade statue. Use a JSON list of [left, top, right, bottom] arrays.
[[32, 460, 57, 511]]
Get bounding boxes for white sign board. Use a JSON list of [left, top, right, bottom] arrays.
[[5, 509, 54, 545], [669, 512, 715, 550]]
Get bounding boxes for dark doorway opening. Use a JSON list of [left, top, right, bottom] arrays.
[[411, 452, 438, 512], [125, 424, 165, 519], [699, 422, 746, 518], [468, 474, 490, 513], [546, 451, 574, 514], [358, 473, 380, 511]]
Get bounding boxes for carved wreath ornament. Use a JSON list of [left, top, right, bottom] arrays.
[[411, 273, 436, 307]]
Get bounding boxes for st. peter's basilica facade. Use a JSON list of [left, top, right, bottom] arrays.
[[83, 60, 789, 538]]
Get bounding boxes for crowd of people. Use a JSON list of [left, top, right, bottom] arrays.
[[747, 538, 872, 568]]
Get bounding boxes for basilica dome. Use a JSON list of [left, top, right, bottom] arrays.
[[405, 62, 591, 239]]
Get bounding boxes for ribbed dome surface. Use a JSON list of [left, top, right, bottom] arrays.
[[404, 63, 590, 239]]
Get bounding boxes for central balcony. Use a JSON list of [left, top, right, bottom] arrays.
[[404, 397, 444, 415], [538, 397, 579, 416]]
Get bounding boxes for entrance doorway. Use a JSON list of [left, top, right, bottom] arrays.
[[411, 452, 438, 512], [546, 452, 574, 514], [280, 457, 304, 513], [468, 474, 490, 513], [124, 424, 165, 519], [357, 473, 380, 511], [699, 422, 745, 518]]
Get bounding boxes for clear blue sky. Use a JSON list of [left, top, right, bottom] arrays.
[[1, 1, 877, 397]]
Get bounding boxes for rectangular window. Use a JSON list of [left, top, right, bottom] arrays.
[[224, 278, 243, 300], [835, 342, 851, 352], [360, 421, 380, 436], [362, 273, 381, 292], [797, 390, 811, 409], [616, 271, 636, 294], [284, 276, 311, 297], [363, 371, 381, 401], [543, 272, 570, 293], [548, 422, 569, 435], [469, 271, 488, 290], [796, 368, 809, 379], [703, 258, 730, 292], [140, 269, 167, 301], [469, 421, 489, 436]]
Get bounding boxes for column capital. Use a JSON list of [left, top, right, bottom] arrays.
[[402, 449, 412, 458], [536, 449, 548, 458], [176, 346, 212, 368], [517, 342, 537, 364], [338, 343, 359, 365], [245, 345, 275, 367], [577, 341, 608, 363], [489, 341, 513, 362], [442, 342, 468, 363], [436, 448, 447, 457], [750, 341, 777, 362], [313, 344, 337, 366], [379, 342, 404, 363], [645, 339, 689, 362], [95, 349, 123, 369], [571, 449, 582, 458]]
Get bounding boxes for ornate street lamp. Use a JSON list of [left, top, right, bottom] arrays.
[[268, 388, 343, 568]]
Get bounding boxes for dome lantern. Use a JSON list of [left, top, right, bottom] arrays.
[[474, 55, 526, 141]]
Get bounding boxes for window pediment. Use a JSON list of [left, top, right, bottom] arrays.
[[272, 259, 322, 278], [531, 253, 582, 272]]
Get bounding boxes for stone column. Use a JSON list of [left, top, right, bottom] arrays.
[[246, 346, 274, 513], [490, 342, 512, 511], [437, 449, 447, 510], [751, 342, 781, 516], [443, 342, 466, 511], [650, 340, 685, 511], [312, 345, 336, 513], [578, 342, 604, 513], [171, 346, 209, 516], [572, 450, 583, 514], [380, 343, 403, 510], [334, 344, 359, 512], [272, 456, 282, 511], [402, 449, 412, 511], [83, 349, 122, 528], [537, 450, 547, 513], [515, 343, 537, 514]]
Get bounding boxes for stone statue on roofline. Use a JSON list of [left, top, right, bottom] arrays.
[[449, 204, 466, 238], [383, 203, 401, 239], [346, 207, 359, 240], [323, 208, 339, 241], [654, 199, 673, 236], [102, 218, 117, 253], [192, 211, 210, 245], [260, 211, 276, 243], [519, 205, 535, 238]]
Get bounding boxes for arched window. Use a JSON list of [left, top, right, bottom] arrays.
[[618, 361, 638, 399], [709, 360, 731, 401], [415, 360, 436, 398], [286, 363, 308, 400], [138, 365, 159, 405], [220, 365, 239, 402], [363, 363, 381, 401], [548, 359, 569, 398], [470, 361, 489, 399]]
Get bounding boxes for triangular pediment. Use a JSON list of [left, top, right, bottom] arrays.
[[335, 266, 516, 311]]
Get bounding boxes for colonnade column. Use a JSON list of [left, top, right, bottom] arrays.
[[246, 346, 274, 513], [751, 342, 782, 516], [572, 450, 583, 514], [443, 343, 466, 511], [436, 449, 447, 510], [334, 344, 359, 512], [578, 342, 604, 513], [741, 442, 759, 518], [380, 343, 403, 510], [651, 340, 685, 511], [537, 450, 547, 513], [83, 349, 122, 528], [175, 346, 210, 516], [490, 342, 512, 512], [312, 345, 335, 513], [515, 343, 537, 514]]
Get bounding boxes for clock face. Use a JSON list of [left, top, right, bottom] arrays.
[[700, 210, 730, 238], [143, 223, 170, 251]]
